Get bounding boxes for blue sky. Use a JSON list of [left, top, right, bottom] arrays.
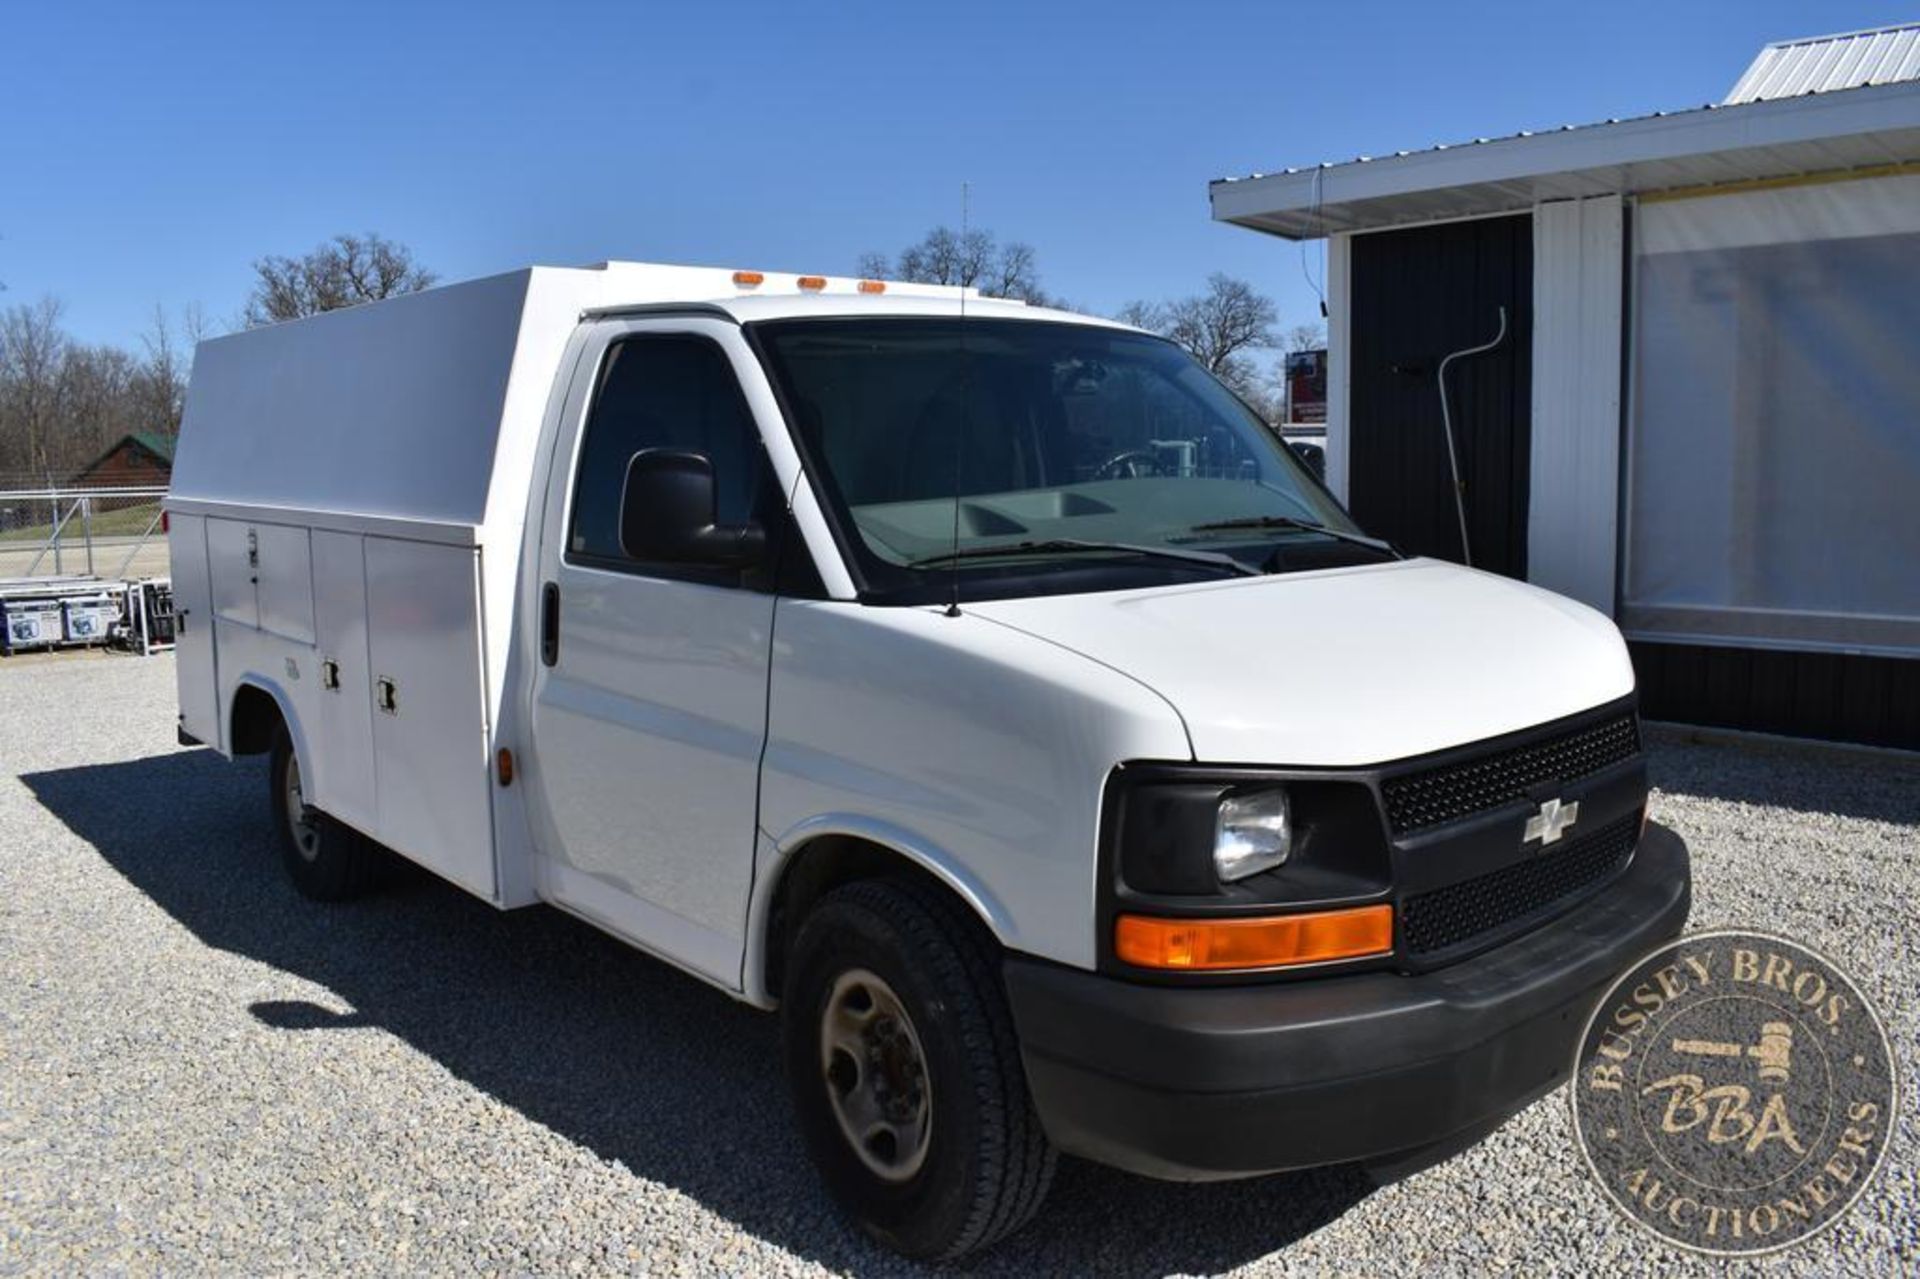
[[7, 0, 1915, 348]]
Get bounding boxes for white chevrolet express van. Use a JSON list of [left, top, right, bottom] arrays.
[[168, 263, 1690, 1259]]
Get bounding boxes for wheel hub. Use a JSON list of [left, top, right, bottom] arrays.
[[284, 754, 322, 863], [821, 968, 932, 1182]]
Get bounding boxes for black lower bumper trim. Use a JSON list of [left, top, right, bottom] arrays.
[[1005, 822, 1691, 1181]]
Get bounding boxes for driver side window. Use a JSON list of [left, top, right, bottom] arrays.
[[567, 335, 765, 568]]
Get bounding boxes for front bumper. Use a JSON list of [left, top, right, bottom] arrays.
[[1004, 821, 1691, 1181]]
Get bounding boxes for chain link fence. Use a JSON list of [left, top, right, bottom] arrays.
[[0, 486, 170, 581]]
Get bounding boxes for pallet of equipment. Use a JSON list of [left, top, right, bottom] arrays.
[[1, 597, 63, 654]]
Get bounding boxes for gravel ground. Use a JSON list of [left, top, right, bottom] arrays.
[[1, 654, 1913, 1276]]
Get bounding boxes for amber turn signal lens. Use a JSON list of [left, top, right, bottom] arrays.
[[857, 279, 886, 294], [797, 275, 828, 290], [1114, 905, 1392, 971], [496, 748, 514, 786], [732, 270, 765, 286]]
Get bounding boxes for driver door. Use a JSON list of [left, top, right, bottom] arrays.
[[527, 319, 777, 987]]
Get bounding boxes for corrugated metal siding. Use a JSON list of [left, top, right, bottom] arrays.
[[1527, 197, 1623, 614], [1347, 215, 1533, 578], [1726, 24, 1920, 104], [1632, 642, 1920, 749]]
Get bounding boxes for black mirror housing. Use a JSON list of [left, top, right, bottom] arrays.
[[618, 449, 766, 568]]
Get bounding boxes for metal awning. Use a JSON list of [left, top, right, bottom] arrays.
[[1211, 80, 1920, 240]]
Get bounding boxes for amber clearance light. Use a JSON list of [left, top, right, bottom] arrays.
[[1115, 905, 1393, 971]]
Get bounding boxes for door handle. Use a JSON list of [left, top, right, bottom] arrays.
[[540, 581, 560, 666]]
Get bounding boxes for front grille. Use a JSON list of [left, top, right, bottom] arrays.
[[1400, 812, 1640, 956], [1381, 713, 1640, 835]]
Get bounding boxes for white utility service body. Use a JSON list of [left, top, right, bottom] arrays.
[[169, 262, 1689, 1257]]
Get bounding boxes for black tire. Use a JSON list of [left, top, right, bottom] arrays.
[[782, 876, 1056, 1261], [268, 725, 385, 901]]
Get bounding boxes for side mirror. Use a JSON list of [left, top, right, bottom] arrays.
[[618, 449, 766, 568]]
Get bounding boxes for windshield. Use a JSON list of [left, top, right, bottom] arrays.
[[752, 317, 1376, 603]]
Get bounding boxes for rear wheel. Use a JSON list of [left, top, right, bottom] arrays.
[[782, 877, 1056, 1260], [268, 725, 384, 901]]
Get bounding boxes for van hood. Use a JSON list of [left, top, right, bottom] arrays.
[[968, 559, 1635, 767]]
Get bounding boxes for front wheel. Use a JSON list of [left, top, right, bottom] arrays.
[[268, 725, 385, 901], [782, 877, 1056, 1260]]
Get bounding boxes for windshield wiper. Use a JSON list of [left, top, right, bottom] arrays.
[[908, 537, 1260, 576], [1183, 516, 1403, 559]]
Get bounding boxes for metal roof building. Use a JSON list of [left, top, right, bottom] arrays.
[[1727, 21, 1920, 103], [1212, 26, 1920, 749]]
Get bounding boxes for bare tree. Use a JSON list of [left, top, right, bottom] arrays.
[[0, 297, 70, 476], [244, 233, 436, 327], [127, 304, 209, 436], [859, 226, 1059, 306], [0, 296, 220, 480], [1115, 274, 1280, 405], [1283, 321, 1326, 353], [59, 344, 141, 460], [1161, 274, 1277, 380]]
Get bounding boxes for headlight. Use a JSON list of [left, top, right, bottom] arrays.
[[1213, 788, 1291, 882]]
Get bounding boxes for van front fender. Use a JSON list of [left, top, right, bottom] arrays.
[[743, 813, 1019, 1007]]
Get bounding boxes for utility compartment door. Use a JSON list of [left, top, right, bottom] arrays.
[[309, 530, 378, 834], [205, 517, 259, 628], [167, 512, 221, 748], [365, 536, 496, 900], [254, 522, 315, 643]]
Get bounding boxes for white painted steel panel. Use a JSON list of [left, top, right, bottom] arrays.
[[528, 569, 774, 986], [969, 560, 1635, 770], [365, 536, 496, 900], [1528, 196, 1624, 613], [755, 600, 1191, 974], [309, 530, 378, 832], [1325, 233, 1353, 504], [212, 621, 319, 773], [175, 273, 531, 529], [163, 498, 478, 546], [167, 513, 220, 748], [254, 522, 315, 643], [205, 518, 257, 629]]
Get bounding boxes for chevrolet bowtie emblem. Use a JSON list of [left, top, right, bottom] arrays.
[[1524, 797, 1579, 846]]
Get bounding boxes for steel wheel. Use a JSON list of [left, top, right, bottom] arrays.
[[820, 967, 933, 1183], [282, 752, 322, 863]]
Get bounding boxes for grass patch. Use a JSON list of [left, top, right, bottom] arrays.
[[0, 500, 164, 544]]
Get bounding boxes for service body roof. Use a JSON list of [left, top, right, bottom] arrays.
[[170, 262, 1104, 540], [1212, 79, 1920, 241]]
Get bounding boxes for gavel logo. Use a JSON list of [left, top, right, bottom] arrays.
[[1673, 1021, 1794, 1083], [1642, 1022, 1805, 1155]]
